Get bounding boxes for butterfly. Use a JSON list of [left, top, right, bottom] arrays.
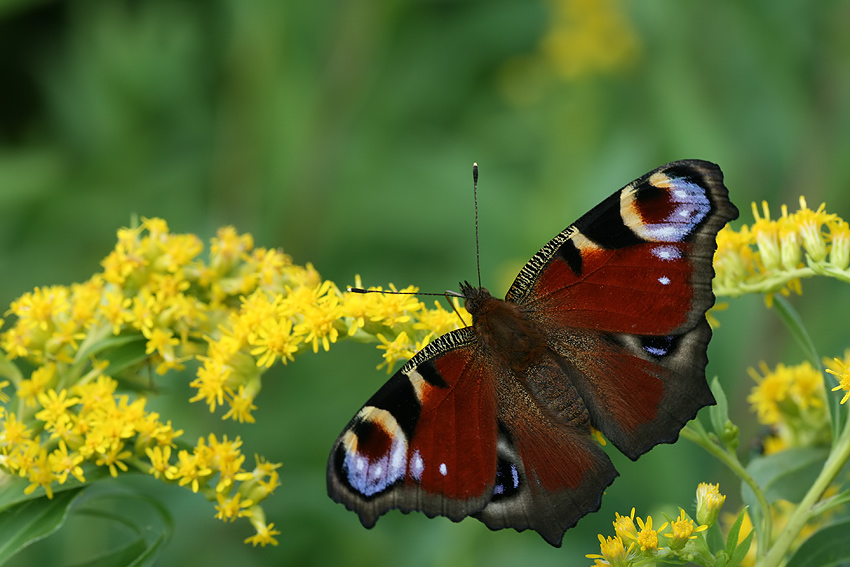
[[327, 160, 738, 546]]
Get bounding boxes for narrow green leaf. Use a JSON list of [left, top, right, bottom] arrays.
[[773, 295, 842, 437], [773, 295, 819, 366], [709, 376, 729, 438], [98, 337, 149, 376], [785, 517, 850, 567], [728, 529, 754, 567], [0, 352, 23, 383], [74, 332, 143, 366], [724, 506, 747, 559], [740, 484, 761, 551], [0, 489, 83, 564]]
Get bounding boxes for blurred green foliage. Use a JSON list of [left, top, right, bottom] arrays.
[[2, 0, 850, 565]]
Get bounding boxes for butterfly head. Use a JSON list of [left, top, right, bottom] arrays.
[[458, 281, 494, 320]]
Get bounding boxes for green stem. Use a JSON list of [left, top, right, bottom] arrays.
[[681, 425, 771, 559], [757, 415, 850, 567]]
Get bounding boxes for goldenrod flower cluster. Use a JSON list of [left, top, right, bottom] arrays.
[[714, 197, 850, 301], [0, 217, 467, 547], [747, 360, 831, 454], [587, 483, 723, 566]]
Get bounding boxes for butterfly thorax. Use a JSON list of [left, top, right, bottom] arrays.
[[460, 281, 547, 372]]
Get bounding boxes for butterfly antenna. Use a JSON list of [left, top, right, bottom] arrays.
[[473, 163, 481, 289], [347, 287, 451, 297]]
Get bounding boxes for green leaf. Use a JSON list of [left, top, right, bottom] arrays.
[[0, 465, 109, 514], [724, 506, 748, 559], [742, 447, 828, 504], [773, 295, 819, 367], [74, 331, 143, 365], [100, 340, 149, 376], [67, 486, 173, 567], [0, 352, 23, 383], [67, 538, 148, 567], [0, 488, 84, 564], [728, 529, 754, 567], [785, 517, 850, 567], [709, 376, 729, 438], [772, 296, 842, 437], [6, 484, 174, 567]]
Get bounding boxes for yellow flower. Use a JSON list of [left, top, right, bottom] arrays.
[[142, 326, 180, 357], [665, 509, 707, 550], [613, 508, 638, 541], [210, 226, 253, 269], [215, 492, 254, 522], [23, 447, 56, 499], [18, 364, 57, 408], [99, 289, 131, 334], [794, 197, 832, 263], [747, 363, 789, 425], [8, 286, 70, 332], [223, 386, 258, 424], [1, 412, 32, 448], [634, 514, 666, 552], [294, 282, 343, 353], [35, 389, 80, 429], [828, 218, 850, 270], [586, 534, 633, 567], [250, 317, 301, 367], [244, 519, 280, 547], [48, 441, 85, 484], [170, 448, 213, 493], [190, 355, 232, 411], [146, 445, 174, 480], [95, 443, 132, 478], [826, 350, 850, 404], [376, 332, 416, 374], [413, 299, 468, 337], [367, 284, 422, 327], [695, 482, 726, 527]]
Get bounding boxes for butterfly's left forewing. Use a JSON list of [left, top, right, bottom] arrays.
[[328, 328, 500, 527]]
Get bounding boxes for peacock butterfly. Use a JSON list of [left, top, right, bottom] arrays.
[[327, 160, 738, 546]]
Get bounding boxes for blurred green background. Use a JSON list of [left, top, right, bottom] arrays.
[[2, 0, 850, 565]]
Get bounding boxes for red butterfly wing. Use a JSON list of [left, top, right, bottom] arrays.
[[327, 325, 618, 546], [328, 328, 497, 527], [505, 160, 738, 459]]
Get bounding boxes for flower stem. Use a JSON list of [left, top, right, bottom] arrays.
[[757, 413, 850, 567], [681, 424, 771, 559]]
